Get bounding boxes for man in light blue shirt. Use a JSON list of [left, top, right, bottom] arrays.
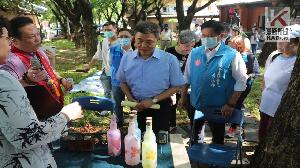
[[110, 28, 134, 127], [117, 21, 185, 133]]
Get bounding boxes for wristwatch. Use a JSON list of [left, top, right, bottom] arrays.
[[152, 98, 158, 104]]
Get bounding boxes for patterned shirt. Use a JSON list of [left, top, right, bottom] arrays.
[[0, 70, 68, 168], [0, 48, 50, 80]]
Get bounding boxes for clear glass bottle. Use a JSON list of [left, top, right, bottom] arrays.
[[131, 110, 141, 141], [107, 113, 121, 156], [125, 114, 141, 166]]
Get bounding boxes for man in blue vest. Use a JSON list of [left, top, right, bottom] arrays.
[[181, 20, 248, 144]]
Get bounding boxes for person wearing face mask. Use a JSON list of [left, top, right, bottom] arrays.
[[160, 24, 172, 50], [117, 21, 185, 134], [84, 21, 118, 98], [166, 30, 197, 131], [110, 28, 134, 127], [0, 16, 83, 168], [259, 24, 300, 142], [182, 20, 248, 144]]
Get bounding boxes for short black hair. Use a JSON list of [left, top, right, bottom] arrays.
[[10, 16, 34, 39], [118, 28, 134, 36], [134, 21, 160, 38], [0, 16, 10, 37], [201, 20, 225, 35], [103, 21, 117, 28]]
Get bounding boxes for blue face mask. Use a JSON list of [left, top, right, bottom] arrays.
[[119, 38, 131, 46], [104, 31, 114, 38], [201, 37, 219, 49]]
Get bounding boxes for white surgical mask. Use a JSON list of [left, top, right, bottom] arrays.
[[201, 37, 218, 49]]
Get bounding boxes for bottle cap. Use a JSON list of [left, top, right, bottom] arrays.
[[131, 110, 138, 114], [146, 120, 151, 126], [146, 117, 152, 120]]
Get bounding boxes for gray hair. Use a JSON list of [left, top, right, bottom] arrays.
[[134, 21, 160, 38], [178, 30, 197, 44]]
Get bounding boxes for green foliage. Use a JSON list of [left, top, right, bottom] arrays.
[[91, 0, 123, 23], [0, 0, 47, 14], [244, 68, 265, 119]]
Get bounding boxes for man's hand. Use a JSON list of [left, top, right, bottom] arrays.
[[221, 104, 234, 118], [61, 78, 73, 91], [136, 99, 153, 111], [27, 67, 47, 82]]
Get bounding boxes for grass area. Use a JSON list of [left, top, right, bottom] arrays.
[[43, 40, 109, 129], [244, 74, 263, 120]]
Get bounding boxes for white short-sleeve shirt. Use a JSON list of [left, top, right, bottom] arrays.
[[259, 55, 296, 117]]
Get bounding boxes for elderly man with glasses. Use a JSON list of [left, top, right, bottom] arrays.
[[117, 21, 185, 134]]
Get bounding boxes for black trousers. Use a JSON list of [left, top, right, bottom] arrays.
[[137, 98, 172, 134], [193, 119, 225, 145], [170, 93, 195, 127]]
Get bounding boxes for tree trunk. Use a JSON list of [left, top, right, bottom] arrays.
[[249, 43, 300, 168], [116, 0, 128, 27], [258, 42, 277, 67], [176, 0, 216, 32], [73, 24, 83, 48], [155, 7, 163, 29], [175, 0, 186, 31], [77, 0, 97, 57], [51, 0, 82, 46]]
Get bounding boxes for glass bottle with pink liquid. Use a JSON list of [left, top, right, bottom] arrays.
[[125, 114, 141, 166], [107, 113, 121, 157]]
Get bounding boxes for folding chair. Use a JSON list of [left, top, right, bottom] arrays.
[[72, 96, 114, 113], [188, 107, 244, 168]]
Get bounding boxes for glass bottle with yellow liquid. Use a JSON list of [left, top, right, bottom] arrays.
[[142, 120, 157, 168]]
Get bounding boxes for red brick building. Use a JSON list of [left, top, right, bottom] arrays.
[[218, 0, 275, 31]]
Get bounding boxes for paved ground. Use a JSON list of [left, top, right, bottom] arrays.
[[172, 110, 259, 168]]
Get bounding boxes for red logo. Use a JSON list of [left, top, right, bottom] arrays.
[[271, 10, 288, 26], [195, 59, 201, 66]]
